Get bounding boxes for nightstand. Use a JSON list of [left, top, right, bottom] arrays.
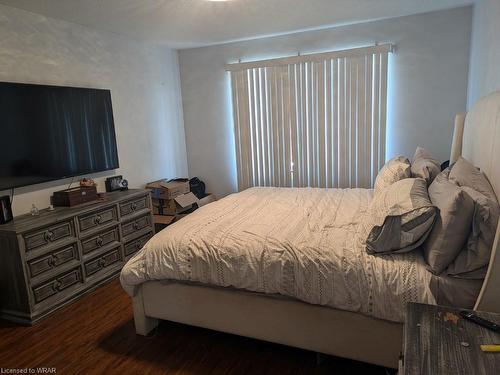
[[402, 303, 500, 374]]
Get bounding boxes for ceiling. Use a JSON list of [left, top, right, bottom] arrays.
[[0, 0, 473, 48]]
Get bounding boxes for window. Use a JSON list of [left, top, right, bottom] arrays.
[[228, 44, 391, 190]]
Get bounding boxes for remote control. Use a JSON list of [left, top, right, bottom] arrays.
[[460, 311, 500, 332]]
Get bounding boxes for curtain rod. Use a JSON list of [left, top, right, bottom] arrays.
[[225, 43, 393, 72]]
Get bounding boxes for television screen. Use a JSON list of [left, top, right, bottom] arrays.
[[0, 82, 119, 191]]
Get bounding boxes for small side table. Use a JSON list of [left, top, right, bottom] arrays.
[[402, 303, 500, 374]]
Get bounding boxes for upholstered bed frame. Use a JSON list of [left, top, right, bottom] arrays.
[[131, 91, 500, 369]]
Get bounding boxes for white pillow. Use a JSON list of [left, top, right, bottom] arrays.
[[411, 146, 441, 185], [373, 155, 411, 196]]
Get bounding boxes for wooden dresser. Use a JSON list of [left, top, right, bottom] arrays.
[[0, 189, 154, 324]]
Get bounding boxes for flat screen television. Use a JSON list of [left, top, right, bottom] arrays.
[[0, 81, 119, 191]]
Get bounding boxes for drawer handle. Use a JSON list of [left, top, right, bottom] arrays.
[[47, 257, 56, 267], [98, 258, 106, 268], [94, 215, 103, 225], [133, 222, 140, 230], [53, 280, 62, 291], [131, 202, 138, 211], [135, 241, 142, 250], [44, 231, 55, 242], [95, 237, 104, 247]]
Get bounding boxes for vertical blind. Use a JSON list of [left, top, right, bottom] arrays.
[[228, 44, 391, 190]]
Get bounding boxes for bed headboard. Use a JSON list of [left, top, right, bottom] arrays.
[[451, 90, 500, 312]]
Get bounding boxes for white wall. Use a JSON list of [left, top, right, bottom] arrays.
[[179, 7, 472, 198], [467, 0, 500, 107], [0, 4, 188, 216]]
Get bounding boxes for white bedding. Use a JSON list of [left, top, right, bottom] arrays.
[[120, 187, 435, 322]]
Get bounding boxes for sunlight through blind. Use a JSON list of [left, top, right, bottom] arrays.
[[228, 44, 391, 190]]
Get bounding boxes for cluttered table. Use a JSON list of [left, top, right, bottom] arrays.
[[402, 302, 500, 374]]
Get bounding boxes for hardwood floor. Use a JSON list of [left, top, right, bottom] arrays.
[[0, 278, 391, 374]]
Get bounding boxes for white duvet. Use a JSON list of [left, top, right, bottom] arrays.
[[120, 187, 435, 322]]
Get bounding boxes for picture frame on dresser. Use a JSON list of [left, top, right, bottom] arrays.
[[0, 189, 154, 324]]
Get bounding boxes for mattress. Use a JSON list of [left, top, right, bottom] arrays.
[[120, 187, 442, 322]]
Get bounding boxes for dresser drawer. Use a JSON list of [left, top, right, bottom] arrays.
[[124, 231, 153, 257], [121, 214, 152, 238], [32, 268, 83, 304], [78, 206, 117, 234], [84, 247, 122, 278], [27, 243, 79, 279], [24, 221, 74, 251], [120, 195, 149, 218], [81, 227, 120, 255]]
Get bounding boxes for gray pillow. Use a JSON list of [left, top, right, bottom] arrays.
[[373, 155, 411, 196], [446, 186, 499, 278], [363, 178, 437, 254], [449, 156, 498, 203], [446, 157, 500, 278], [411, 147, 441, 185], [423, 170, 475, 275]]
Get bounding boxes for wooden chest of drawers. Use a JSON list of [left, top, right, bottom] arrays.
[[0, 189, 154, 324]]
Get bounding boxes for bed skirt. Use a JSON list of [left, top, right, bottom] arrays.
[[132, 281, 403, 369]]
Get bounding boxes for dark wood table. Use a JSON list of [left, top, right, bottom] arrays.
[[403, 303, 500, 374]]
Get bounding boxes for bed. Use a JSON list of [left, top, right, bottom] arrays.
[[120, 91, 500, 369]]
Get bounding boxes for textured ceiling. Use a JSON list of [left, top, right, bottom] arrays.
[[0, 0, 473, 48]]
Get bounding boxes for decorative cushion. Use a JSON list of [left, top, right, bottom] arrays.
[[373, 155, 411, 196], [446, 186, 499, 279], [423, 169, 475, 275], [411, 147, 441, 185], [363, 178, 437, 254]]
